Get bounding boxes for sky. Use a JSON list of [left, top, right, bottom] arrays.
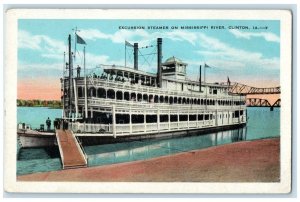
[[18, 19, 280, 100]]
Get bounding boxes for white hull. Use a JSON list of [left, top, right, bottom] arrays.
[[17, 122, 246, 148], [18, 129, 56, 148]]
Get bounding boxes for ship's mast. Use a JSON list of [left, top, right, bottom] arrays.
[[68, 34, 73, 118], [84, 46, 88, 119]]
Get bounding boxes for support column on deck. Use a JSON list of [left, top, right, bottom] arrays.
[[144, 109, 146, 132], [168, 109, 171, 130], [129, 107, 132, 133], [112, 105, 116, 138], [177, 111, 180, 129], [157, 108, 160, 131], [187, 108, 190, 129], [196, 109, 198, 128]]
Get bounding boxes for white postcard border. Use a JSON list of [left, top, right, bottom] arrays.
[[4, 9, 292, 193]]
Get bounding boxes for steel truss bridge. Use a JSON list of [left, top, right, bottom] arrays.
[[228, 82, 281, 109]]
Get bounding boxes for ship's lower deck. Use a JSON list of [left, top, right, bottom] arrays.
[[18, 121, 246, 148]]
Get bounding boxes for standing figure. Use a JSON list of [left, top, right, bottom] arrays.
[[46, 117, 51, 131], [77, 65, 81, 78]]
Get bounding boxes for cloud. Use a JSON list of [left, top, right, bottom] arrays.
[[229, 29, 280, 43], [195, 33, 279, 70], [18, 30, 66, 58]]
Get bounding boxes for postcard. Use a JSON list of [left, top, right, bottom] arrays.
[[4, 9, 292, 193]]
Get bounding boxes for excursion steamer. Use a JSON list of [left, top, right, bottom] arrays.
[[18, 35, 247, 148]]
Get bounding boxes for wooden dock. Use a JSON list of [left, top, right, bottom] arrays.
[[56, 130, 87, 169]]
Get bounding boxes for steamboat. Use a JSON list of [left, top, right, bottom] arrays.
[[18, 35, 247, 148]]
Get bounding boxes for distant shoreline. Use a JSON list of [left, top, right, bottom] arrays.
[[17, 99, 62, 109]]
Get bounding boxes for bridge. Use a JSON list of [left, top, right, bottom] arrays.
[[228, 82, 281, 110]]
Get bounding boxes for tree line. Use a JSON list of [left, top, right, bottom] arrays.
[[17, 99, 62, 108]]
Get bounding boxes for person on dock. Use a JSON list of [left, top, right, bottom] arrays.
[[46, 117, 51, 131]]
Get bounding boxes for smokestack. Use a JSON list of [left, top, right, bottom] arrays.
[[134, 43, 138, 70], [157, 38, 162, 88]]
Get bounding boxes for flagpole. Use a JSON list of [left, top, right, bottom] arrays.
[[204, 63, 206, 84], [199, 65, 202, 92], [84, 46, 88, 120], [74, 27, 77, 61], [125, 41, 127, 68]]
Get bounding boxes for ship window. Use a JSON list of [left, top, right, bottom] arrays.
[[149, 95, 154, 103], [183, 98, 186, 104], [205, 114, 209, 120], [197, 99, 200, 105], [240, 110, 244, 115], [234, 111, 239, 117], [189, 115, 196, 121], [146, 115, 157, 123], [174, 97, 177, 104], [116, 91, 123, 100], [159, 96, 164, 103], [143, 94, 148, 102], [78, 87, 83, 97], [130, 92, 136, 101], [220, 114, 222, 119], [107, 89, 115, 99], [213, 89, 217, 94], [178, 97, 182, 104], [170, 115, 178, 122], [187, 98, 190, 104], [132, 114, 144, 123], [154, 95, 158, 103], [169, 97, 174, 104], [116, 114, 129, 124], [137, 93, 142, 101], [210, 114, 212, 120], [165, 96, 169, 103], [160, 115, 169, 122], [181, 83, 184, 91], [201, 99, 203, 105], [98, 88, 106, 98], [179, 115, 188, 121], [194, 99, 197, 105], [198, 114, 203, 120], [124, 92, 129, 101], [89, 87, 96, 97]]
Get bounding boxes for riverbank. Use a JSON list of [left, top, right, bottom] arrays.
[[18, 137, 280, 182]]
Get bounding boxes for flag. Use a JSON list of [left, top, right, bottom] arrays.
[[125, 40, 134, 47], [76, 34, 86, 45], [204, 63, 211, 68]]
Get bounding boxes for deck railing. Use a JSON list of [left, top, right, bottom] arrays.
[[70, 117, 245, 136], [73, 78, 246, 101]]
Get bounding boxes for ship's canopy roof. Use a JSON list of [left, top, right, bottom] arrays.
[[163, 56, 187, 66], [102, 65, 156, 79]]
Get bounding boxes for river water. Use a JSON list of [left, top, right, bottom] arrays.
[[17, 107, 280, 176]]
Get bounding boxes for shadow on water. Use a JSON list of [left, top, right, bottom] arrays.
[[17, 107, 280, 175]]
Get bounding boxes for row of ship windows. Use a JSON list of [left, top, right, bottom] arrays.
[[75, 87, 245, 106], [114, 111, 243, 124]]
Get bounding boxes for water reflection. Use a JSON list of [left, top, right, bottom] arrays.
[[86, 127, 247, 167]]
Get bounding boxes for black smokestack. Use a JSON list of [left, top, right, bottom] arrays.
[[157, 38, 162, 88], [134, 43, 138, 70]]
